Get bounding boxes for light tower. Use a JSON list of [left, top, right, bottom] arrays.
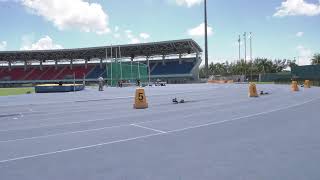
[[243, 32, 247, 62], [250, 32, 253, 81], [204, 0, 209, 78]]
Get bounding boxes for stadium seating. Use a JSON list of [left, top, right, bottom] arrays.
[[24, 67, 45, 80], [150, 60, 194, 75], [0, 68, 26, 80], [86, 65, 106, 79], [56, 66, 94, 79], [39, 67, 61, 80], [0, 58, 198, 81]]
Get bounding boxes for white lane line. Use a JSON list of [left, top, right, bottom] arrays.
[[0, 93, 305, 142], [0, 97, 317, 164], [0, 124, 130, 143], [0, 132, 163, 164], [131, 124, 167, 134], [8, 89, 219, 118], [0, 123, 166, 143], [0, 88, 220, 109], [0, 97, 256, 142], [167, 97, 317, 133], [0, 93, 241, 133]]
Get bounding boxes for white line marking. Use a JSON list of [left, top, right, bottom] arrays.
[[0, 124, 130, 143], [0, 93, 306, 142], [0, 93, 241, 133], [0, 97, 257, 142], [0, 97, 317, 164], [0, 133, 162, 164], [167, 98, 316, 133], [131, 124, 167, 134]]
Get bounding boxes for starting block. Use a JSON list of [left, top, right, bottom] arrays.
[[291, 81, 299, 92], [260, 91, 270, 95], [248, 83, 258, 97], [304, 80, 311, 88], [172, 98, 185, 104], [134, 88, 148, 109]]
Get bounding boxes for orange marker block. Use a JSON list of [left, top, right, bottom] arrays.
[[291, 81, 299, 92], [304, 80, 311, 88], [248, 83, 258, 97], [134, 88, 148, 109]]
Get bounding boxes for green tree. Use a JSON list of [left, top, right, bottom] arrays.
[[311, 53, 320, 65], [199, 65, 206, 78], [200, 57, 293, 78]]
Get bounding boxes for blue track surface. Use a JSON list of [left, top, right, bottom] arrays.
[[0, 84, 319, 180]]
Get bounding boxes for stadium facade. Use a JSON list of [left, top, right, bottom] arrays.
[[0, 39, 202, 86]]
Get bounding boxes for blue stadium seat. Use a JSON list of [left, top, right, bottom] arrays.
[[150, 59, 195, 75], [86, 66, 106, 79]]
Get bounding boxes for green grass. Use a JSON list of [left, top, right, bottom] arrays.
[[0, 87, 35, 96]]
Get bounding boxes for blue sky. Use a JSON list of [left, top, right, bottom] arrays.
[[0, 0, 319, 65]]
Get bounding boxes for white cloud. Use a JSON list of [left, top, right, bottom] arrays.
[[21, 35, 63, 50], [0, 41, 7, 51], [21, 0, 110, 34], [274, 0, 320, 17], [187, 23, 213, 37], [296, 45, 313, 65], [139, 33, 150, 39], [130, 38, 141, 44], [296, 31, 304, 37], [175, 0, 203, 7], [124, 30, 151, 44], [114, 26, 119, 32], [126, 31, 134, 39], [125, 30, 132, 34], [113, 33, 121, 39]]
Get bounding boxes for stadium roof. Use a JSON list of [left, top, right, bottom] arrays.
[[0, 39, 202, 62]]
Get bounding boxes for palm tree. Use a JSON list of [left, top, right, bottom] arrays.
[[311, 54, 320, 65], [255, 58, 273, 74]]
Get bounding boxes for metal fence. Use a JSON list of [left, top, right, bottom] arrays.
[[105, 62, 148, 86]]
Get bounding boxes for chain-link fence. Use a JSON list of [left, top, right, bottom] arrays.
[[105, 62, 148, 86]]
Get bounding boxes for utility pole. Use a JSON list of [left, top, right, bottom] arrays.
[[204, 0, 209, 78], [250, 32, 253, 81], [238, 35, 241, 62], [250, 32, 252, 61], [243, 32, 247, 63]]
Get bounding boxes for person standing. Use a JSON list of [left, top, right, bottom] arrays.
[[98, 76, 104, 91]]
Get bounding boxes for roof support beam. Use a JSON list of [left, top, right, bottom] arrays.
[[100, 58, 103, 69], [8, 61, 11, 71], [40, 60, 43, 71], [70, 59, 73, 70], [24, 60, 27, 71], [85, 58, 88, 69], [55, 60, 58, 70]]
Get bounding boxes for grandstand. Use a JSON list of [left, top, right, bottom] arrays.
[[0, 39, 202, 86]]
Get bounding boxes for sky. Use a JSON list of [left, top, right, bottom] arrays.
[[0, 0, 319, 65]]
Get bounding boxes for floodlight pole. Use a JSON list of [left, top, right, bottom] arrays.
[[119, 46, 123, 80], [250, 32, 253, 81], [115, 47, 118, 85], [238, 35, 241, 62], [105, 48, 108, 83], [138, 61, 141, 80], [147, 56, 151, 85], [204, 0, 209, 78], [110, 45, 113, 86], [131, 57, 133, 82], [244, 32, 247, 62]]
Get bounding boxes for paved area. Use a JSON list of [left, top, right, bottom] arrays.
[[0, 83, 320, 180]]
